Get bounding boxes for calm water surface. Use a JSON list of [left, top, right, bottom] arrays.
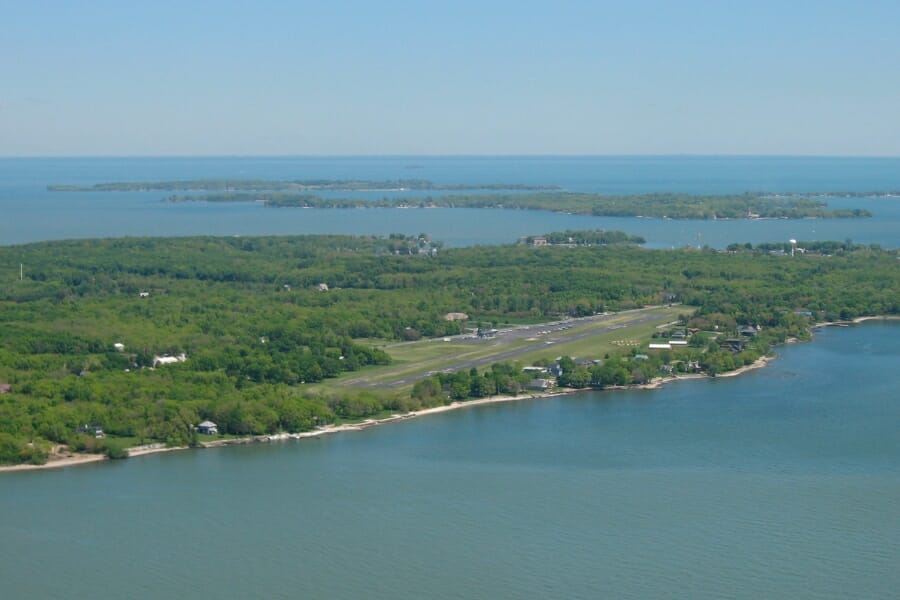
[[2, 322, 898, 599], [2, 156, 900, 248]]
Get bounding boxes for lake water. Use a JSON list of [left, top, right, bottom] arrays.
[[1, 321, 898, 599], [2, 156, 900, 248], [2, 157, 899, 598]]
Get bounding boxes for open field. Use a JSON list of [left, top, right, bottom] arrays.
[[328, 305, 685, 391]]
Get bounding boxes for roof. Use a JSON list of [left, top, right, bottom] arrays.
[[198, 420, 217, 428]]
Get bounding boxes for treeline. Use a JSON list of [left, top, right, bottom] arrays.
[[163, 191, 870, 219], [726, 240, 884, 254], [49, 179, 557, 192], [525, 230, 646, 245], [1, 234, 898, 464]]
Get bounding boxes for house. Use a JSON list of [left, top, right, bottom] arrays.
[[443, 312, 469, 322], [317, 283, 329, 292], [139, 291, 150, 297], [719, 339, 745, 353], [153, 353, 187, 367], [113, 342, 125, 352], [530, 237, 549, 247], [648, 343, 671, 350], [77, 424, 105, 438], [739, 326, 759, 337], [197, 420, 218, 435], [528, 378, 554, 391], [669, 340, 688, 346], [0, 383, 11, 394]]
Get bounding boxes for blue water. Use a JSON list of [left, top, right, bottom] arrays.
[[1, 322, 898, 599], [2, 156, 900, 248], [1, 157, 899, 598]]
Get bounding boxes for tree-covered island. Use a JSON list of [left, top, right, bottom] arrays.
[[48, 179, 559, 192], [164, 191, 869, 219], [48, 179, 874, 219], [1, 234, 897, 466]]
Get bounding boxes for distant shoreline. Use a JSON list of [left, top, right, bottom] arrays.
[[4, 316, 896, 474]]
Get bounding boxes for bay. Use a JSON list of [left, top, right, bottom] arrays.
[[1, 322, 898, 599], [1, 156, 899, 598], [2, 156, 900, 248]]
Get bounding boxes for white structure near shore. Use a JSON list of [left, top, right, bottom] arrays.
[[153, 353, 187, 367]]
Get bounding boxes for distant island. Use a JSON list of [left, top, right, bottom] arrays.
[[47, 178, 559, 192], [48, 179, 877, 220], [165, 191, 869, 220]]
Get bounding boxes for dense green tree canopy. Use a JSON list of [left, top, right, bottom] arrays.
[[1, 234, 897, 464]]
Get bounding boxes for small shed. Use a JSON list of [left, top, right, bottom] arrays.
[[197, 420, 219, 435]]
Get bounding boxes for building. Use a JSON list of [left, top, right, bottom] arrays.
[[0, 383, 11, 394], [153, 353, 187, 367], [528, 378, 554, 391], [197, 420, 218, 435], [77, 424, 104, 438]]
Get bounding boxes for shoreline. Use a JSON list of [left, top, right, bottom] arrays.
[[0, 360, 771, 474], [4, 317, 895, 474]]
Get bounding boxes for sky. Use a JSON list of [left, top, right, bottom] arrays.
[[2, 0, 899, 156]]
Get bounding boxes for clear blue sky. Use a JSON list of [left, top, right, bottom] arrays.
[[2, 0, 898, 156]]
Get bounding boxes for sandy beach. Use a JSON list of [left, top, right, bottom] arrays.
[[0, 450, 109, 472], [0, 347, 794, 474]]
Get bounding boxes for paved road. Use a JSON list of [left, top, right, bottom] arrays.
[[348, 307, 677, 388]]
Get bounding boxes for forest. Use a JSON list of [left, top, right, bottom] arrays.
[[47, 178, 875, 219], [1, 233, 898, 464], [164, 191, 870, 219]]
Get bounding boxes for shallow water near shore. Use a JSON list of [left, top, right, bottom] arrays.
[[2, 321, 897, 599]]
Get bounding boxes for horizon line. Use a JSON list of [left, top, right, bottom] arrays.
[[2, 153, 900, 160]]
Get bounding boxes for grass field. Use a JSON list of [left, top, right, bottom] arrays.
[[313, 305, 686, 393]]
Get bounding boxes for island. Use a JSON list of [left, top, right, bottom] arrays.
[[47, 179, 874, 219], [47, 178, 559, 192], [1, 233, 897, 468]]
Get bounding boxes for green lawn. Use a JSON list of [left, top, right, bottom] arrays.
[[311, 305, 687, 393]]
